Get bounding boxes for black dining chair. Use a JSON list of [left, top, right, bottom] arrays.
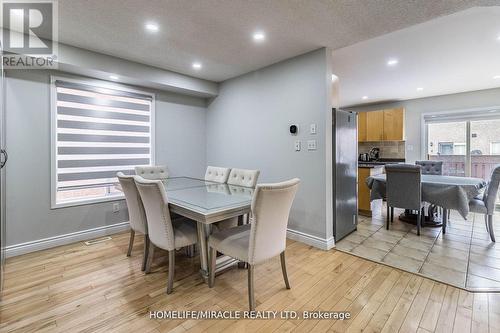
[[385, 164, 424, 235]]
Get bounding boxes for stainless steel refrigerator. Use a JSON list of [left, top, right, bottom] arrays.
[[332, 108, 358, 241]]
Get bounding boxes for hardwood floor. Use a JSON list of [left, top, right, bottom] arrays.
[[1, 232, 499, 333]]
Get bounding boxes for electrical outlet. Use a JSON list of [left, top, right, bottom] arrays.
[[112, 203, 120, 213], [307, 140, 317, 150]]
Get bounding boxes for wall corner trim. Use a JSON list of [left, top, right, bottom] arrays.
[[286, 228, 335, 250], [5, 222, 130, 258]]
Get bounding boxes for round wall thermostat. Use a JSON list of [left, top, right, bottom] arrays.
[[289, 124, 298, 135]]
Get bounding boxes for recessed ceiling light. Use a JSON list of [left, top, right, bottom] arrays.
[[253, 31, 266, 42], [145, 22, 159, 32], [362, 96, 368, 100], [387, 58, 399, 66], [416, 87, 424, 91], [497, 34, 500, 41], [494, 75, 500, 79], [109, 75, 119, 80], [192, 62, 202, 70], [331, 74, 338, 82]]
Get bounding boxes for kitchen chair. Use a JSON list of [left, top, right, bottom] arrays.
[[215, 168, 261, 231], [205, 166, 231, 183], [415, 160, 443, 175], [135, 177, 198, 294], [135, 166, 168, 180], [208, 178, 300, 311], [469, 165, 500, 242], [117, 172, 149, 271], [385, 164, 424, 235]]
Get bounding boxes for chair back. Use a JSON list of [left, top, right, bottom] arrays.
[[385, 164, 422, 210], [205, 166, 230, 183], [135, 177, 175, 250], [117, 173, 147, 234], [227, 168, 260, 188], [484, 165, 500, 214], [415, 160, 443, 175], [135, 166, 168, 180], [248, 178, 300, 264]]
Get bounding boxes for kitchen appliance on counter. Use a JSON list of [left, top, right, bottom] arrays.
[[369, 147, 380, 161], [333, 108, 358, 241], [359, 153, 369, 162]]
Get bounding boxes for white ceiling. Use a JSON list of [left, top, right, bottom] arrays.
[[333, 6, 500, 107], [57, 0, 498, 82]]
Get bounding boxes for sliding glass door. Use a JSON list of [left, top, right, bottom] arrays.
[[426, 112, 500, 181]]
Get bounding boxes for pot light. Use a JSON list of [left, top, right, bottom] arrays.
[[386, 58, 399, 66], [416, 87, 424, 91], [145, 22, 159, 32], [192, 62, 202, 70], [362, 96, 368, 100], [253, 32, 266, 42], [331, 74, 338, 82], [109, 75, 119, 80]]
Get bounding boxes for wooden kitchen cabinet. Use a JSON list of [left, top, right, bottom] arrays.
[[383, 108, 404, 141], [366, 110, 384, 141], [358, 112, 367, 142], [358, 166, 384, 216]]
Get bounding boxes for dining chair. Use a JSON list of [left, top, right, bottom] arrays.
[[135, 166, 168, 180], [469, 165, 500, 242], [204, 166, 231, 183], [135, 177, 198, 294], [415, 160, 443, 175], [385, 164, 424, 235], [117, 172, 149, 271], [208, 178, 300, 311]]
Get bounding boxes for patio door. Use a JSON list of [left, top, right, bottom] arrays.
[[426, 111, 500, 181]]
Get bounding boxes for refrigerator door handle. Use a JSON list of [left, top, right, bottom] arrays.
[[0, 149, 7, 169]]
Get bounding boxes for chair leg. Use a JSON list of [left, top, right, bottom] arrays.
[[488, 215, 496, 242], [390, 207, 394, 223], [208, 246, 217, 288], [417, 210, 421, 236], [167, 250, 175, 294], [386, 205, 390, 230], [442, 208, 447, 234], [485, 214, 490, 233], [248, 264, 256, 311], [126, 229, 135, 257], [141, 235, 150, 271], [280, 252, 291, 289], [145, 241, 155, 274]]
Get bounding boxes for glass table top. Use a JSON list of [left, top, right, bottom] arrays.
[[163, 177, 253, 214]]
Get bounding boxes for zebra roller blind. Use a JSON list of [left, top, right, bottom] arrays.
[[54, 79, 153, 194]]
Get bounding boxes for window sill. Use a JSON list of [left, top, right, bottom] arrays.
[[51, 194, 125, 209]]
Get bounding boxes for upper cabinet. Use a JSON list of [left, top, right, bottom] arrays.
[[358, 108, 404, 142]]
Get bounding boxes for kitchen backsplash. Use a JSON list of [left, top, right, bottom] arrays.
[[359, 141, 406, 159]]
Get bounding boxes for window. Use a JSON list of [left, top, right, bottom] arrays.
[[51, 77, 154, 208], [491, 142, 500, 155]]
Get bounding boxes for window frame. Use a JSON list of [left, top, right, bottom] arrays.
[[50, 75, 155, 209]]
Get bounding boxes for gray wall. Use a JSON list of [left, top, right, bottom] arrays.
[[346, 87, 500, 162], [206, 48, 332, 240], [5, 70, 207, 246]]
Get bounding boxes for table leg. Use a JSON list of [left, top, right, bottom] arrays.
[[197, 222, 210, 280], [442, 208, 447, 234], [237, 215, 247, 269]]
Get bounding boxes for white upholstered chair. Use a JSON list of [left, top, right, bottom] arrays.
[[135, 177, 198, 294], [135, 166, 169, 180], [208, 178, 300, 311], [227, 168, 260, 187], [204, 166, 230, 183], [117, 172, 149, 271]]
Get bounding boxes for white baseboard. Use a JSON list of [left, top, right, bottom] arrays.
[[286, 228, 335, 250], [5, 222, 130, 258]]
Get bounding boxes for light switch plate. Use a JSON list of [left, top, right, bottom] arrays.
[[307, 140, 317, 150], [294, 140, 301, 151], [310, 123, 317, 134]]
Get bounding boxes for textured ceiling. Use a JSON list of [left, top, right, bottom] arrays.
[[333, 6, 500, 107], [57, 0, 498, 82]]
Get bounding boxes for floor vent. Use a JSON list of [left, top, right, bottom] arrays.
[[84, 236, 112, 246]]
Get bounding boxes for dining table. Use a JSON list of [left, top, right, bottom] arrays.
[[366, 174, 487, 230], [119, 176, 253, 281]]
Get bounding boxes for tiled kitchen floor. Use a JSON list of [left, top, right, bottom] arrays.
[[336, 201, 500, 291]]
